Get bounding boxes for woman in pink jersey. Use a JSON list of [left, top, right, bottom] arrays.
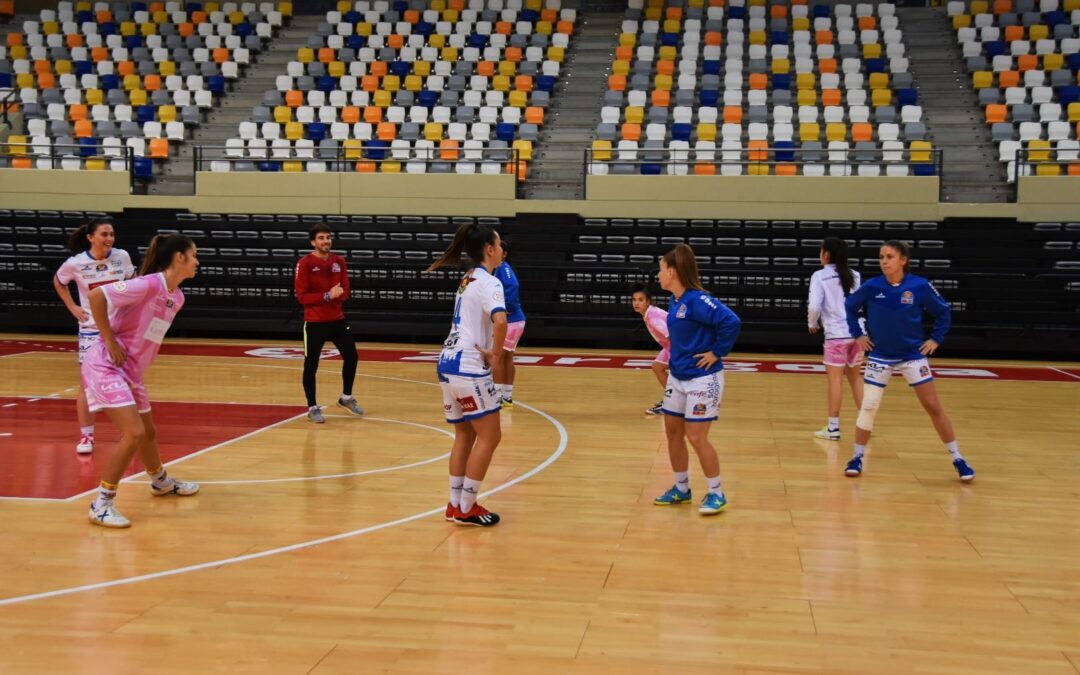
[[631, 283, 670, 415], [82, 233, 200, 528], [53, 217, 135, 455]]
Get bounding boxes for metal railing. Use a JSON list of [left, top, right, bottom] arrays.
[[1013, 147, 1080, 202], [193, 143, 524, 193], [0, 87, 16, 129], [0, 141, 136, 191]]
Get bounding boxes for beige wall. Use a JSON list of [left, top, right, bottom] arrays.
[[1, 169, 1078, 222]]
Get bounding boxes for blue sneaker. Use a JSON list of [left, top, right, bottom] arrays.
[[699, 492, 728, 515], [653, 485, 692, 505], [844, 456, 863, 477], [953, 458, 975, 482]]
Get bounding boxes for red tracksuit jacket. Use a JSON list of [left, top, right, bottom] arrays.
[[294, 252, 350, 323]]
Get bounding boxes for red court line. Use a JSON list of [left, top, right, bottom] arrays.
[[2, 339, 1077, 383], [0, 397, 304, 500]]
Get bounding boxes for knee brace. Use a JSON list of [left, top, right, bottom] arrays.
[[855, 384, 885, 431]]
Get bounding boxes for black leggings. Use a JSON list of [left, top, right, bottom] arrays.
[[302, 319, 358, 407]]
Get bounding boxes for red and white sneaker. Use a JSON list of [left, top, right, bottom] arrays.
[[453, 503, 500, 527], [444, 502, 461, 522], [75, 434, 94, 454]]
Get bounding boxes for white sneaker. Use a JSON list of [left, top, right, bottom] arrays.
[[75, 434, 94, 454], [814, 427, 841, 441], [150, 478, 200, 496], [88, 502, 131, 528]]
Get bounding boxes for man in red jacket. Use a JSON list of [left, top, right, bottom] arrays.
[[294, 224, 364, 423]]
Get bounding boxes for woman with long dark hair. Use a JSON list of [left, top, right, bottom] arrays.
[[807, 236, 864, 440], [842, 240, 975, 481], [53, 217, 135, 454], [428, 222, 508, 527], [83, 233, 201, 528], [653, 244, 741, 515]]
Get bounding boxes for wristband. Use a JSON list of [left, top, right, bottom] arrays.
[[324, 292, 330, 302]]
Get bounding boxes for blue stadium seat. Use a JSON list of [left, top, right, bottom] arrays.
[[133, 157, 154, 179]]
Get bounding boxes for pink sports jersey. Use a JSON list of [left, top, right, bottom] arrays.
[[643, 305, 670, 349], [83, 273, 185, 380]]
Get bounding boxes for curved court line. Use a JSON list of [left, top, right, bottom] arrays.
[[127, 417, 452, 486], [0, 400, 568, 607]]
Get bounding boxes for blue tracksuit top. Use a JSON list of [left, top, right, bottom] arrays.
[[666, 289, 742, 380], [844, 272, 951, 362]]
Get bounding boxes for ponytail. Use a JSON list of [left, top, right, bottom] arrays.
[[427, 221, 499, 271], [67, 217, 113, 253], [139, 233, 195, 276], [821, 236, 855, 295], [660, 244, 705, 292]]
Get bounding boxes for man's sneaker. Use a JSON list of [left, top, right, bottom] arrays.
[[88, 502, 130, 528], [75, 434, 94, 454], [337, 397, 365, 416], [151, 478, 200, 497], [645, 402, 664, 415], [307, 406, 325, 423], [844, 456, 863, 477], [953, 458, 975, 482], [653, 485, 692, 505], [699, 492, 728, 515], [814, 427, 841, 441], [501, 397, 514, 409], [444, 502, 460, 522], [453, 503, 500, 527]]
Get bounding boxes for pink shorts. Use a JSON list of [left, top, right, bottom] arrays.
[[823, 339, 864, 368], [82, 359, 151, 413], [655, 347, 670, 366], [504, 320, 526, 351]]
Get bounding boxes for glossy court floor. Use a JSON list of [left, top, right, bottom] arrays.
[[1, 334, 1078, 674]]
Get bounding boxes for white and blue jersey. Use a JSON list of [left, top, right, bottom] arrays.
[[55, 248, 136, 333], [436, 266, 506, 377], [494, 261, 525, 323], [844, 273, 951, 362], [666, 289, 742, 381]]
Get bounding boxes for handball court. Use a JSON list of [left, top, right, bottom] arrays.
[[0, 333, 1078, 674]]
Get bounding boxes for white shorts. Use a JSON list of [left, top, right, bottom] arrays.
[[863, 357, 934, 388], [438, 372, 501, 423], [662, 371, 724, 422], [78, 330, 99, 365], [504, 320, 525, 351]]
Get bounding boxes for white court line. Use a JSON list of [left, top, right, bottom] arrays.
[[0, 399, 568, 606], [1047, 367, 1080, 381], [126, 417, 453, 486]]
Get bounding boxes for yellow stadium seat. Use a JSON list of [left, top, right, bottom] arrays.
[[274, 106, 292, 123], [625, 106, 645, 124], [1043, 54, 1063, 71], [799, 122, 821, 141], [380, 161, 402, 173], [796, 73, 816, 90], [869, 72, 890, 90], [6, 134, 28, 155], [129, 89, 147, 106], [1027, 139, 1051, 162], [871, 89, 892, 106], [547, 46, 565, 62], [508, 90, 528, 107], [696, 123, 717, 141], [1035, 163, 1061, 176], [512, 139, 533, 161], [591, 139, 612, 161], [424, 123, 444, 141], [826, 123, 847, 142], [972, 71, 993, 89], [952, 14, 972, 29], [404, 75, 423, 91], [797, 89, 817, 106], [285, 122, 304, 141], [909, 141, 933, 163], [85, 157, 106, 170]]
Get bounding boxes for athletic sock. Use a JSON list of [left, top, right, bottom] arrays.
[[91, 481, 118, 510], [460, 477, 483, 513], [945, 441, 963, 461], [503, 385, 514, 399], [148, 466, 172, 490], [827, 417, 840, 431], [853, 444, 867, 459], [449, 475, 464, 508], [705, 475, 724, 497], [80, 425, 95, 437], [674, 471, 690, 494]]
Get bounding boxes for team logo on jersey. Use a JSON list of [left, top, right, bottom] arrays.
[[112, 280, 127, 293], [331, 263, 341, 273], [459, 396, 478, 413], [692, 403, 707, 415], [675, 304, 687, 319], [79, 263, 94, 271], [166, 299, 175, 308], [875, 293, 886, 299], [901, 291, 914, 305], [919, 365, 930, 378], [312, 266, 321, 272], [96, 263, 108, 272]]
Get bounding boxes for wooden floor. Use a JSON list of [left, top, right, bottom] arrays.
[[1, 334, 1079, 674]]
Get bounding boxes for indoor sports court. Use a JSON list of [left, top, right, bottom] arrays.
[[2, 0, 1080, 672]]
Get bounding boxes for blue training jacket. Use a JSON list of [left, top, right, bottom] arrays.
[[844, 273, 951, 362], [666, 289, 742, 380]]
